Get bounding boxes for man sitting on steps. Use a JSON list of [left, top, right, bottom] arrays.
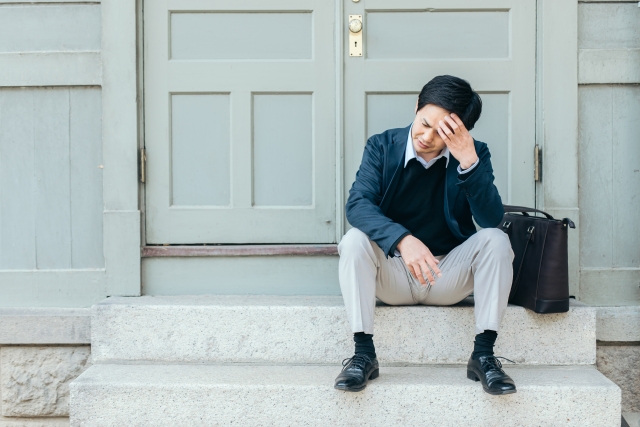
[[334, 75, 516, 395]]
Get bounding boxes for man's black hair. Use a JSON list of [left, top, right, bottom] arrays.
[[417, 75, 482, 130]]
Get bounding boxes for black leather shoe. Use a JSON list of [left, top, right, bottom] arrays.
[[334, 354, 379, 392], [467, 355, 517, 395]]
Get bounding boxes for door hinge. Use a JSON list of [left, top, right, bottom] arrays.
[[140, 148, 146, 183], [534, 145, 542, 182]]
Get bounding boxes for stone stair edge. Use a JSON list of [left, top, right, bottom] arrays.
[[93, 294, 593, 310], [72, 363, 618, 388], [69, 363, 621, 427]]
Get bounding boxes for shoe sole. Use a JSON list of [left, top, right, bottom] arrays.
[[334, 368, 379, 392], [467, 369, 517, 396]]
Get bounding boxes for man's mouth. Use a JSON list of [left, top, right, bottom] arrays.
[[417, 140, 429, 149]]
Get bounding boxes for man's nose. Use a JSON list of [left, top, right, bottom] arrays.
[[423, 129, 434, 142]]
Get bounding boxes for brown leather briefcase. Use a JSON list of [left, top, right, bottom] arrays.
[[499, 205, 575, 314]]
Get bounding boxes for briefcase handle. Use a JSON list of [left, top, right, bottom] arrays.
[[503, 205, 576, 228], [503, 205, 555, 220]]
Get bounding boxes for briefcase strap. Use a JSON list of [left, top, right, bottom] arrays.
[[509, 225, 536, 300]]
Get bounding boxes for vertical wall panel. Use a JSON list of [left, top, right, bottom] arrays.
[[612, 86, 640, 267], [579, 86, 614, 268], [34, 88, 72, 269], [70, 88, 103, 268], [0, 87, 103, 271], [253, 94, 313, 207], [0, 90, 36, 270], [171, 94, 231, 206]]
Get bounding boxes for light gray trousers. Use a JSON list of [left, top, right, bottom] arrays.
[[338, 228, 514, 335]]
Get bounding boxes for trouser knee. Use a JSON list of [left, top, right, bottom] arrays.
[[476, 228, 514, 261], [338, 228, 372, 259]]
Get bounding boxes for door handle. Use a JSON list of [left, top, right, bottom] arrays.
[[349, 15, 363, 57]]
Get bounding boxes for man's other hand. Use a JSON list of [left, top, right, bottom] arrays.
[[396, 235, 442, 286], [437, 113, 478, 170]]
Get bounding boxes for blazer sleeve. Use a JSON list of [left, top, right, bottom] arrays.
[[454, 141, 504, 228], [345, 136, 410, 257]]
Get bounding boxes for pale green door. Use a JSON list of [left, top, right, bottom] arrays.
[[344, 0, 537, 208], [144, 0, 337, 244], [145, 0, 536, 246]]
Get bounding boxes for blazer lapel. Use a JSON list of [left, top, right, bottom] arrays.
[[379, 125, 410, 213]]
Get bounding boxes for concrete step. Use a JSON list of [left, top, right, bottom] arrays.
[[70, 363, 620, 427], [91, 295, 595, 365]]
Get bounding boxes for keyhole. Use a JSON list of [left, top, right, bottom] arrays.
[[355, 41, 358, 47]]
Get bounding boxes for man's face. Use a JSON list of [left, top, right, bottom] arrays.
[[411, 103, 451, 160]]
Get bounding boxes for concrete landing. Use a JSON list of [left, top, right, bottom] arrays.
[[70, 363, 620, 427], [91, 295, 596, 365]]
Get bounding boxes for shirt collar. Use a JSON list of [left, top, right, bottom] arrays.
[[405, 124, 450, 169]]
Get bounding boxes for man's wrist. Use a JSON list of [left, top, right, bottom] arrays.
[[459, 154, 479, 170], [394, 233, 411, 254]]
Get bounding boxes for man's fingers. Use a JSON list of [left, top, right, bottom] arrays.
[[406, 264, 419, 281], [407, 263, 424, 284], [437, 127, 450, 142], [428, 259, 442, 278], [450, 113, 466, 129], [444, 115, 459, 131], [439, 120, 454, 135], [419, 260, 435, 284]]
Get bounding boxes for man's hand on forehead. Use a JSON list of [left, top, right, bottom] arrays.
[[437, 113, 479, 170]]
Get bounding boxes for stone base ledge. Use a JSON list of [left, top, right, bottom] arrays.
[[597, 306, 640, 342], [0, 418, 69, 427], [0, 309, 90, 345]]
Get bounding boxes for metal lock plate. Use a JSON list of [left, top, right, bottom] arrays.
[[349, 15, 363, 57]]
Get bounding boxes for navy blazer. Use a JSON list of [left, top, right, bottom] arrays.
[[345, 125, 504, 257]]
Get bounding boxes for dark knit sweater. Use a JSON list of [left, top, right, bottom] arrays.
[[386, 157, 460, 256]]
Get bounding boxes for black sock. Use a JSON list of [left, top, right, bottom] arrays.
[[472, 330, 498, 360], [354, 332, 376, 359]]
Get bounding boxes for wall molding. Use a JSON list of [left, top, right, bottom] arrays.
[[579, 48, 640, 84], [581, 268, 640, 305], [0, 308, 91, 344], [597, 306, 640, 342], [102, 0, 141, 298], [0, 270, 106, 307], [0, 52, 101, 87], [0, 1, 100, 3]]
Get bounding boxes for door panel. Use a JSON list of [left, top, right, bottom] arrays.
[[367, 11, 510, 59], [345, 0, 536, 208], [145, 0, 336, 244]]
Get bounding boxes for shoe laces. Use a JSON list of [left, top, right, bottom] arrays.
[[483, 355, 516, 372], [341, 354, 372, 371]]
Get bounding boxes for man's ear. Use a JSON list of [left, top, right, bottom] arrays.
[[415, 99, 418, 114]]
